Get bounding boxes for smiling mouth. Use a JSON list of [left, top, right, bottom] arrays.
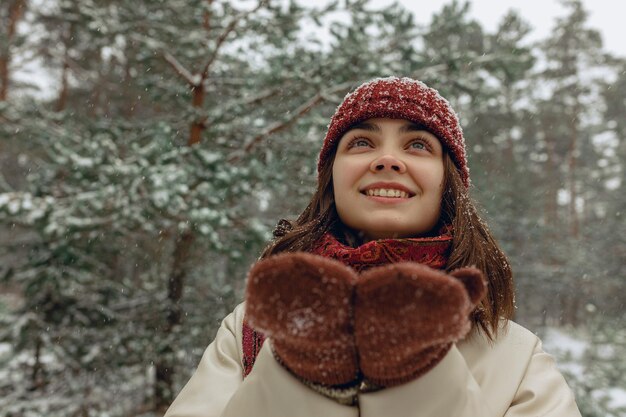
[[360, 189, 415, 199]]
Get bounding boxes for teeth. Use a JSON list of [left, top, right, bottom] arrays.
[[365, 189, 409, 198]]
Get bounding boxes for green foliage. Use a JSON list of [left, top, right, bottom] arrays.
[[544, 318, 626, 417], [0, 0, 623, 415]]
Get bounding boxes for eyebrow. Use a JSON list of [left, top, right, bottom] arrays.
[[349, 121, 429, 134]]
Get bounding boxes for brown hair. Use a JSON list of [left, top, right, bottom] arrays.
[[259, 148, 515, 339]]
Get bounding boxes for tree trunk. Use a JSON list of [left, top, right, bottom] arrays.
[[153, 3, 219, 409], [559, 289, 580, 326], [168, 230, 193, 327], [154, 44, 206, 410], [56, 25, 72, 112], [503, 84, 520, 250], [0, 0, 27, 101], [568, 100, 580, 238], [0, 55, 8, 101], [189, 84, 205, 145], [123, 44, 137, 118], [544, 134, 559, 234], [203, 0, 214, 31], [56, 58, 69, 111], [154, 230, 194, 413], [30, 335, 45, 390]]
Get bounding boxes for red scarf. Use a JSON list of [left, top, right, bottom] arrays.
[[242, 230, 453, 377]]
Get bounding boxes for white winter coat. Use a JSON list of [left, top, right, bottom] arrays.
[[164, 302, 581, 417]]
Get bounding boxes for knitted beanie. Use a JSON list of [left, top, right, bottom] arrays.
[[318, 76, 469, 187]]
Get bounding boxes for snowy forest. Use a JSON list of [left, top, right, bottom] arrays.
[[0, 0, 624, 415]]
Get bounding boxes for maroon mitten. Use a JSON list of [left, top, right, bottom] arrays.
[[245, 252, 360, 386], [354, 263, 486, 387]]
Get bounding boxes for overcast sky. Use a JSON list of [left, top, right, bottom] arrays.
[[372, 0, 625, 57], [16, 0, 625, 99]]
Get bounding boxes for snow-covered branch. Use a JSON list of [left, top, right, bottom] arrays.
[[163, 52, 198, 86], [228, 79, 359, 163], [200, 0, 269, 80]]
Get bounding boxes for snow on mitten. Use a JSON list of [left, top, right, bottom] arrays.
[[354, 263, 486, 387], [245, 252, 360, 386]]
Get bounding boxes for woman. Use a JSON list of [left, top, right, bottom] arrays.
[[164, 76, 581, 417]]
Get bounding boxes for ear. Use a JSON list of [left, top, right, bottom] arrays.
[[449, 267, 487, 306]]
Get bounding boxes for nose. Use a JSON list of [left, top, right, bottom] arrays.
[[370, 154, 407, 173]]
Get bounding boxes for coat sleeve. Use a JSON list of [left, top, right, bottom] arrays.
[[503, 338, 581, 417], [163, 305, 246, 417], [358, 345, 496, 416], [358, 324, 581, 417], [164, 304, 358, 417]]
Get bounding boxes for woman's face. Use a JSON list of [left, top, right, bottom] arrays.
[[332, 118, 445, 241]]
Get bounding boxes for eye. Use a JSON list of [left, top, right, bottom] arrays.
[[348, 138, 372, 149], [408, 139, 430, 152]]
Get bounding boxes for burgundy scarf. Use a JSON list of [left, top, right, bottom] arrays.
[[241, 230, 453, 377]]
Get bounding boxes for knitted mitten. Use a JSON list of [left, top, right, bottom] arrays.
[[354, 263, 487, 387], [245, 252, 360, 386]]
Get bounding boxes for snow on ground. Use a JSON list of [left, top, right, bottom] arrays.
[[541, 326, 626, 416], [541, 327, 589, 380], [603, 387, 626, 410], [541, 327, 589, 359]]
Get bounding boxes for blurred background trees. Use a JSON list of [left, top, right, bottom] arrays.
[[0, 0, 624, 415]]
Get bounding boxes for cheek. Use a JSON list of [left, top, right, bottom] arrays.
[[436, 173, 445, 195], [332, 158, 358, 190], [427, 162, 445, 191], [332, 160, 359, 216], [410, 161, 443, 189]]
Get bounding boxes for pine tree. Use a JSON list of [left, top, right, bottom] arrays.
[[1, 0, 624, 415], [535, 0, 607, 326]]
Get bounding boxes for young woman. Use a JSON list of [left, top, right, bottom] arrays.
[[164, 77, 581, 416]]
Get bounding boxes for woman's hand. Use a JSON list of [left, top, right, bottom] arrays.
[[245, 252, 360, 386], [355, 263, 487, 387], [246, 253, 486, 389]]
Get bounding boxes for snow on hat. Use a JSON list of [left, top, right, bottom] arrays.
[[318, 76, 470, 187]]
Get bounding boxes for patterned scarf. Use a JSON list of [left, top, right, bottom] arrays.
[[241, 230, 453, 377]]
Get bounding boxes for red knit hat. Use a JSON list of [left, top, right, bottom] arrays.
[[318, 77, 470, 187]]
